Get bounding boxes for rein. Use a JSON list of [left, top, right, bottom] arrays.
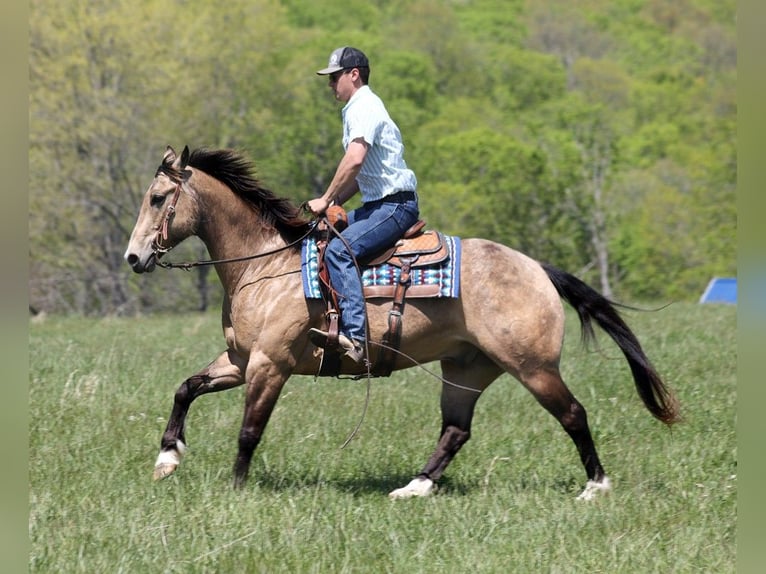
[[155, 225, 316, 271], [151, 185, 317, 271]]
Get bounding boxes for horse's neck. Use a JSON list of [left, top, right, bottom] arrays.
[[193, 176, 297, 289]]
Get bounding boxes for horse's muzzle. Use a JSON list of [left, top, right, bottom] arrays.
[[125, 251, 157, 274]]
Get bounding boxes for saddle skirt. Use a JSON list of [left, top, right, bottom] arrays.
[[301, 231, 461, 300]]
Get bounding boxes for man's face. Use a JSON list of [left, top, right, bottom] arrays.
[[328, 69, 356, 102]]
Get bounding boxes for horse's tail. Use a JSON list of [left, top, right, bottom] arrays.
[[541, 262, 681, 426]]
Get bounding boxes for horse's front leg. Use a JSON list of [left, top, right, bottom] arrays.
[[232, 349, 292, 488], [154, 349, 246, 480]]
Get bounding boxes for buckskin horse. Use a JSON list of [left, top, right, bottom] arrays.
[[124, 146, 680, 500]]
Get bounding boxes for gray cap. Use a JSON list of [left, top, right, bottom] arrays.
[[316, 46, 369, 75]]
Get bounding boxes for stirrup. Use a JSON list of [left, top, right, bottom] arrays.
[[308, 328, 354, 351], [308, 328, 365, 364], [343, 342, 365, 365]]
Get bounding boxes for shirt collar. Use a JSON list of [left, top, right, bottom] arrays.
[[343, 85, 371, 111]]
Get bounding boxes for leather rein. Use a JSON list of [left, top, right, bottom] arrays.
[[150, 180, 317, 271]]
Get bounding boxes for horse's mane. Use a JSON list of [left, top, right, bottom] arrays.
[[183, 148, 313, 242]]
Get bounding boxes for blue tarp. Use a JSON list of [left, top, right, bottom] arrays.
[[699, 277, 737, 304]]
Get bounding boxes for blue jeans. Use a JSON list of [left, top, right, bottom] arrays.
[[324, 194, 419, 342]]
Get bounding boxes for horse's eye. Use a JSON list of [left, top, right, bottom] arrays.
[[150, 194, 165, 208]]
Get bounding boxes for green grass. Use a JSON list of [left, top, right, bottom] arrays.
[[29, 303, 736, 573]]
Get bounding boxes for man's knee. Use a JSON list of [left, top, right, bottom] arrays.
[[325, 237, 354, 266]]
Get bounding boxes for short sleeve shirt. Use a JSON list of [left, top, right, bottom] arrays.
[[341, 85, 417, 203]]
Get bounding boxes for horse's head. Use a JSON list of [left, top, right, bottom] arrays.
[[124, 146, 198, 273]]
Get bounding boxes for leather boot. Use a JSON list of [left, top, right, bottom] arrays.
[[308, 328, 365, 364]]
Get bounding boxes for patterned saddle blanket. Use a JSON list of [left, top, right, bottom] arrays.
[[301, 233, 461, 300]]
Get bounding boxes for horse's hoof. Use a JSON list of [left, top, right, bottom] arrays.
[[153, 463, 177, 481], [389, 477, 435, 499], [576, 476, 612, 501], [153, 442, 186, 481]]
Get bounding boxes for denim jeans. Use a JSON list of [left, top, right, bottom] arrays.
[[324, 195, 419, 342]]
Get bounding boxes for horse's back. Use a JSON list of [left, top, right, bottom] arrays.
[[456, 238, 565, 358], [459, 238, 560, 303]]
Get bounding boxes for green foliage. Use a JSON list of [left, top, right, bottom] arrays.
[[482, 45, 568, 113], [29, 0, 736, 314], [453, 0, 527, 44], [417, 127, 556, 255], [375, 50, 440, 126], [280, 0, 381, 30]]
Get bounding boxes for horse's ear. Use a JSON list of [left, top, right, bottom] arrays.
[[180, 146, 190, 169], [164, 146, 177, 164]]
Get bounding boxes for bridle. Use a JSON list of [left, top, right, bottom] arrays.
[[150, 180, 184, 256], [149, 177, 317, 271]]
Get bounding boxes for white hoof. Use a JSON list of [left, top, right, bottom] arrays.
[[153, 441, 186, 480], [576, 476, 612, 501], [153, 463, 178, 481], [388, 477, 435, 499]]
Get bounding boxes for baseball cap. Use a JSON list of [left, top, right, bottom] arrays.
[[316, 47, 369, 75]]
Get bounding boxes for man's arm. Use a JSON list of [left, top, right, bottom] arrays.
[[307, 138, 368, 214]]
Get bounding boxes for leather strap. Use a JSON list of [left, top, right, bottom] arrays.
[[372, 255, 417, 376], [318, 308, 342, 376]]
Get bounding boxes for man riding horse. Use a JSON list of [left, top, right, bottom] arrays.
[[306, 47, 420, 365], [123, 50, 679, 500]]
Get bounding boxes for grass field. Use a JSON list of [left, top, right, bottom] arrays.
[[29, 303, 736, 573]]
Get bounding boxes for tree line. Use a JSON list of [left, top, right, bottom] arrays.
[[29, 0, 736, 315]]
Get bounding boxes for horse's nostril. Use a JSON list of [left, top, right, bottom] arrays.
[[126, 253, 138, 266]]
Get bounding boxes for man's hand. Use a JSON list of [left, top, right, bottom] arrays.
[[306, 197, 330, 216]]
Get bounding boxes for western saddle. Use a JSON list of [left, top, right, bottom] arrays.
[[314, 206, 449, 376]]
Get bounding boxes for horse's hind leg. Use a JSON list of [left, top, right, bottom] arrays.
[[389, 352, 500, 499], [521, 367, 611, 500], [154, 349, 246, 480]]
